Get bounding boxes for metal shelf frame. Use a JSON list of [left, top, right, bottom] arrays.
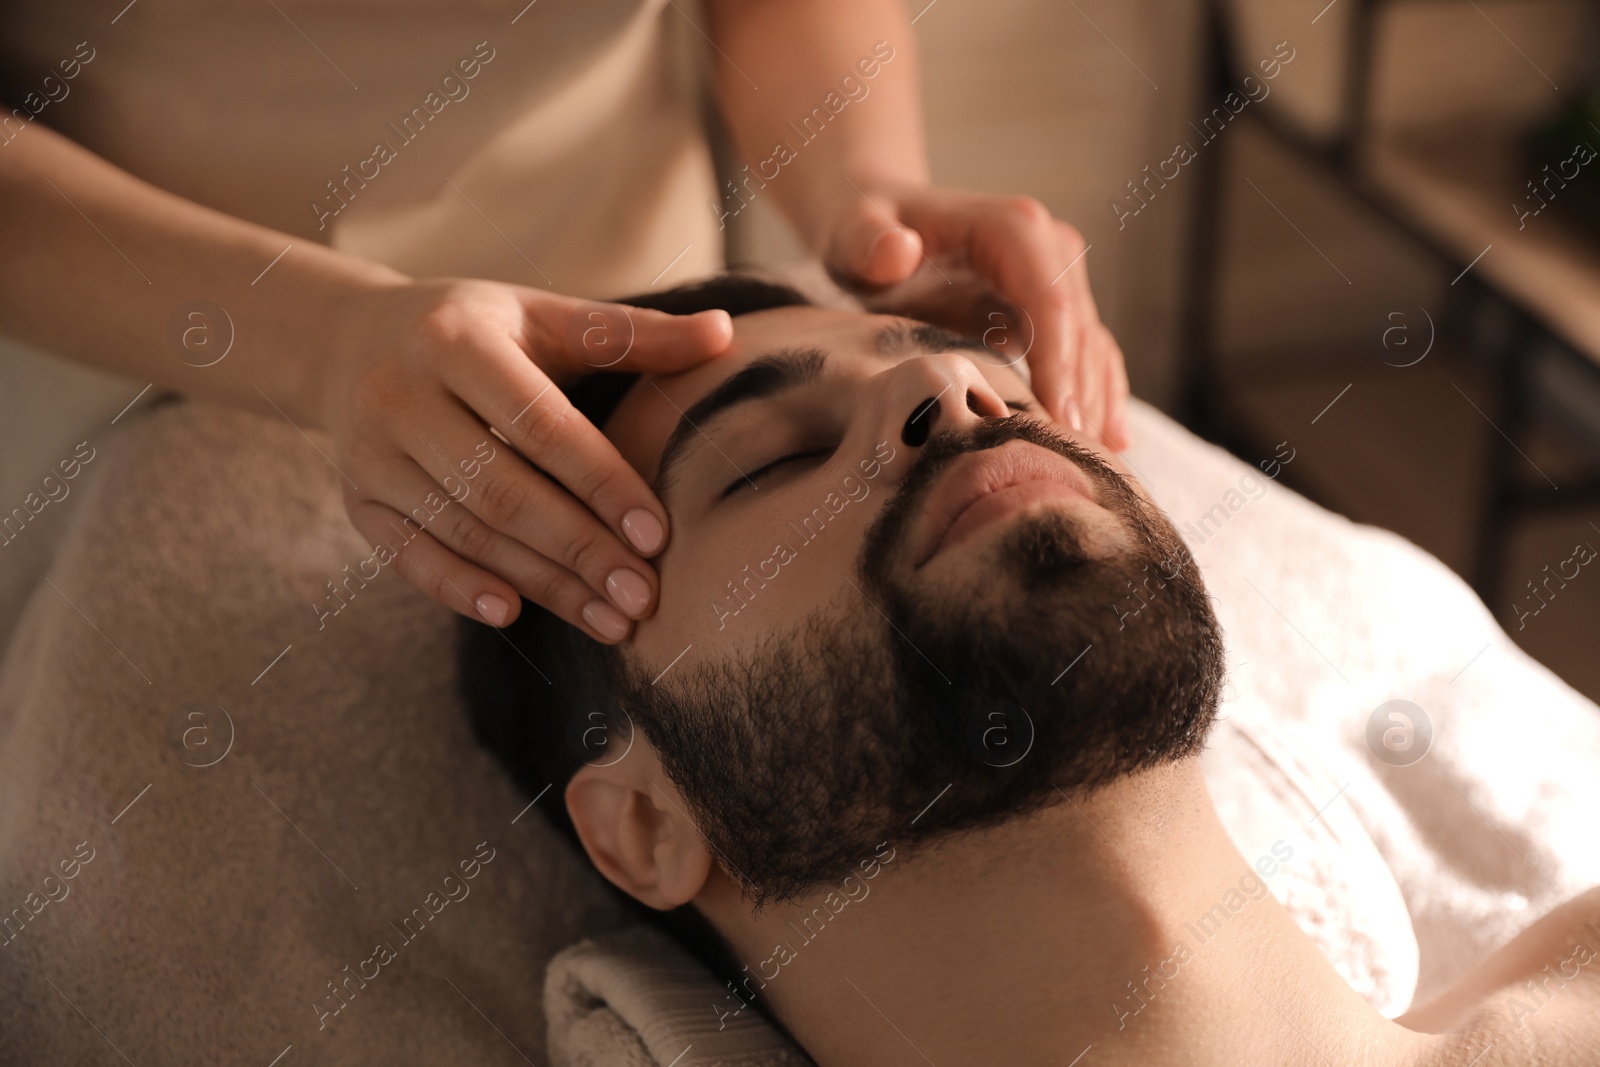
[[1176, 0, 1600, 604]]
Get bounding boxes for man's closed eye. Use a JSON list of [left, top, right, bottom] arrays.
[[721, 447, 834, 499]]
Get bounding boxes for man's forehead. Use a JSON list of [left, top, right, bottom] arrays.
[[604, 305, 911, 482]]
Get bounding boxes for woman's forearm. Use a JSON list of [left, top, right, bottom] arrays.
[[0, 121, 404, 426], [704, 0, 930, 249]]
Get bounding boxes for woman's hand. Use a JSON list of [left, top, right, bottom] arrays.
[[821, 183, 1131, 451], [319, 278, 733, 641]]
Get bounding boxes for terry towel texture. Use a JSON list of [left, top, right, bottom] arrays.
[[0, 399, 635, 1065], [546, 925, 814, 1067]]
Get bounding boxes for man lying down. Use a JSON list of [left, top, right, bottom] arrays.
[[459, 275, 1600, 1066]]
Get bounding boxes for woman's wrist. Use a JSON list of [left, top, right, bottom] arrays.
[[275, 250, 412, 431]]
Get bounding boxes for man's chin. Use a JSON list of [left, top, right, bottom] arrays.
[[906, 505, 1109, 600], [996, 509, 1099, 586]]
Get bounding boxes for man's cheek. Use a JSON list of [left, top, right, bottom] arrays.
[[677, 516, 873, 642]]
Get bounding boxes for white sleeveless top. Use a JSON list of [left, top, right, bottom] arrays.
[[0, 0, 723, 296]]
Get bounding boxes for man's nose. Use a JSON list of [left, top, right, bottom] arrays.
[[877, 353, 1011, 449]]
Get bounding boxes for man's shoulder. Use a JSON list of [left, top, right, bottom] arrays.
[[1411, 887, 1600, 1066], [1426, 995, 1600, 1066]]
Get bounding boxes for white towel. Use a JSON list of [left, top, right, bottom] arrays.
[[1125, 400, 1600, 1010]]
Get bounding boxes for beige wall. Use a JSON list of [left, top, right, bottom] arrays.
[[1231, 0, 1589, 141]]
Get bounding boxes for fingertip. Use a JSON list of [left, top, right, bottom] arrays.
[[474, 591, 516, 628], [1112, 407, 1134, 451], [866, 225, 921, 284], [697, 309, 734, 350], [582, 598, 632, 642], [1045, 381, 1079, 431], [622, 507, 666, 555], [1044, 384, 1073, 429]]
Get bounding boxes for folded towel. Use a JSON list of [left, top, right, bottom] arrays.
[[547, 925, 814, 1067]]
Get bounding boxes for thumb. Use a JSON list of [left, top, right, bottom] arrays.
[[541, 299, 734, 379], [824, 200, 923, 290]]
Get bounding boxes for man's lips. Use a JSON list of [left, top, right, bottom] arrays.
[[912, 439, 1097, 568]]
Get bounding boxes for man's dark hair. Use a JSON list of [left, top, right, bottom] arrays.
[[562, 274, 813, 445], [456, 273, 810, 983]]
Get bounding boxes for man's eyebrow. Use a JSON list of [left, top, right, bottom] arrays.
[[653, 347, 826, 497], [874, 321, 991, 358]]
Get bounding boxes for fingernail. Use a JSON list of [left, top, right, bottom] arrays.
[[1068, 406, 1084, 432], [700, 309, 734, 345], [622, 508, 665, 554], [863, 227, 892, 265], [583, 598, 631, 641], [863, 225, 913, 267], [606, 567, 653, 618], [475, 593, 510, 627]]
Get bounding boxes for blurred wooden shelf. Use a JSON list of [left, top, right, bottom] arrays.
[[1184, 0, 1600, 608], [1362, 133, 1600, 368]]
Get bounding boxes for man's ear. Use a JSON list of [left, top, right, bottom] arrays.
[[565, 743, 714, 911]]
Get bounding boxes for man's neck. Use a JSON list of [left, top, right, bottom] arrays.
[[700, 761, 1438, 1066]]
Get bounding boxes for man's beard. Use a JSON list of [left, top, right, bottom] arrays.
[[622, 416, 1226, 907]]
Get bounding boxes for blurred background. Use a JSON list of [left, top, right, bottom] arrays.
[[728, 0, 1600, 704]]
